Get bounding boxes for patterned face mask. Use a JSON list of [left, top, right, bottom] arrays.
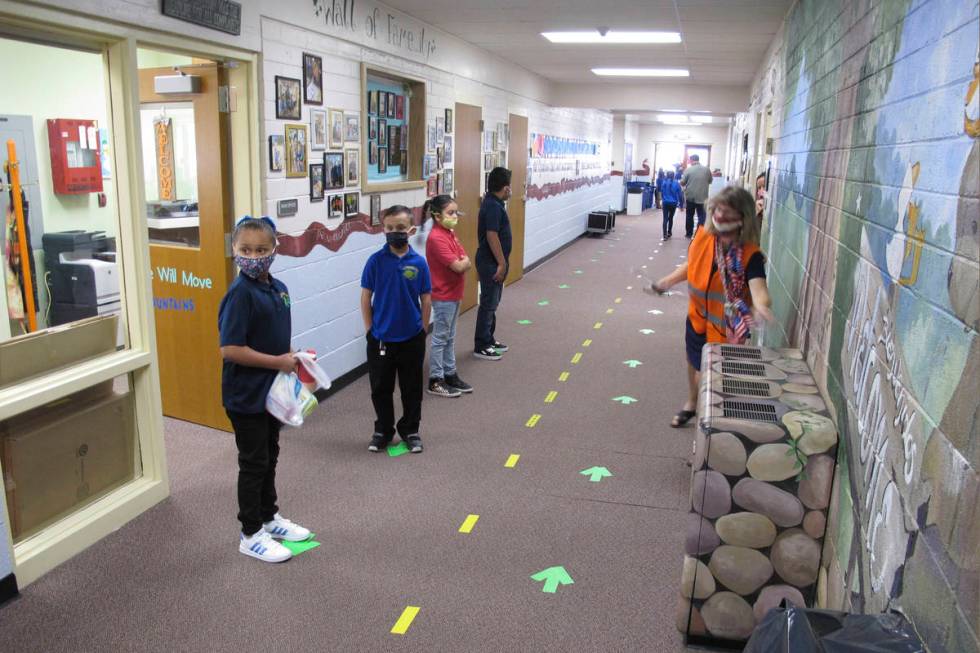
[[235, 253, 276, 279]]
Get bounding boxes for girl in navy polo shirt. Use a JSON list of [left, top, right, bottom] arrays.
[[218, 217, 312, 563], [360, 205, 432, 453]]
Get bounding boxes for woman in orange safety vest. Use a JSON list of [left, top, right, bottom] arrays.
[[650, 185, 773, 428]]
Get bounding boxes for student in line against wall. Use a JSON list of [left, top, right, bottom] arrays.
[[649, 186, 774, 430], [219, 216, 313, 564]]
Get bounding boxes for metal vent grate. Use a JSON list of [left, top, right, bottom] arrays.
[[720, 345, 762, 360], [721, 360, 766, 377], [722, 377, 773, 397], [723, 399, 778, 422]]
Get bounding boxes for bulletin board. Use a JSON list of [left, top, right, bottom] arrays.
[[365, 77, 409, 184], [360, 64, 426, 194]]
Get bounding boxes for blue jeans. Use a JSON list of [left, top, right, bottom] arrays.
[[474, 257, 504, 350], [430, 300, 460, 379]]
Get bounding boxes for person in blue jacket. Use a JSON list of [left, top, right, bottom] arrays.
[[660, 171, 682, 239], [655, 168, 665, 209]]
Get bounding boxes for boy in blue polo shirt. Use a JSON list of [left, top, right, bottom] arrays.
[[361, 205, 432, 453], [219, 216, 311, 564]]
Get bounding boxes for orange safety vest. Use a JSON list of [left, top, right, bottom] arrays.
[[686, 229, 761, 342]]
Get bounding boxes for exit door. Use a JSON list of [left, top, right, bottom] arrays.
[[139, 62, 234, 431]]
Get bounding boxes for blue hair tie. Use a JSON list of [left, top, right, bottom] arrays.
[[236, 215, 277, 232]]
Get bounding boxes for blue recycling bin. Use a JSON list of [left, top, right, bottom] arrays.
[[642, 186, 655, 210]]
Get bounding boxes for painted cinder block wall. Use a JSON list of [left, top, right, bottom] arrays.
[[736, 0, 979, 650]]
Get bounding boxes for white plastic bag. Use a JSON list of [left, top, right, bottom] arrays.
[[265, 372, 318, 427], [294, 350, 332, 391]]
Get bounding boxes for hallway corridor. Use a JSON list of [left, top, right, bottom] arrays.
[[0, 211, 703, 651]]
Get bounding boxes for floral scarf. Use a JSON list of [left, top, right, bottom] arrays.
[[714, 237, 754, 343]]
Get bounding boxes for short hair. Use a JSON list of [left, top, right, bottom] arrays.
[[382, 205, 412, 222], [487, 167, 511, 193], [756, 172, 767, 181], [232, 216, 276, 245], [705, 186, 760, 245], [690, 154, 700, 162]]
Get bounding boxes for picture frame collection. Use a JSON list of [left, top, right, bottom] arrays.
[[270, 52, 362, 220], [365, 85, 409, 183]]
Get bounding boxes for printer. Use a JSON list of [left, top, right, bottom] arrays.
[[41, 230, 119, 326]]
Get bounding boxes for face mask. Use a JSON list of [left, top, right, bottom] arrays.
[[235, 253, 275, 279], [440, 216, 458, 229], [386, 231, 409, 248]]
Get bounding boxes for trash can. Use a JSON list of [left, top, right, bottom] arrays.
[[642, 185, 655, 210], [626, 186, 643, 216]]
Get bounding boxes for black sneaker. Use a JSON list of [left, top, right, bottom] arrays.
[[406, 436, 423, 453], [492, 341, 509, 352], [444, 373, 473, 393], [428, 378, 461, 398], [368, 433, 389, 452], [474, 347, 503, 361]]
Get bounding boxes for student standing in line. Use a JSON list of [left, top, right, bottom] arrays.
[[655, 168, 665, 209], [680, 154, 713, 237], [660, 171, 682, 240], [361, 205, 432, 453], [473, 167, 513, 361], [423, 194, 474, 398], [650, 186, 773, 428], [219, 216, 311, 564]]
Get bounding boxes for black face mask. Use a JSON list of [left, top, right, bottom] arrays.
[[386, 231, 409, 248]]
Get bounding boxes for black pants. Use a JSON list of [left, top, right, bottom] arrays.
[[662, 203, 677, 237], [227, 410, 281, 536], [367, 329, 426, 439], [686, 202, 706, 236], [474, 255, 505, 350]]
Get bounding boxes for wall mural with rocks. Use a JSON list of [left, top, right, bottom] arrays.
[[739, 1, 979, 651], [678, 344, 838, 644]]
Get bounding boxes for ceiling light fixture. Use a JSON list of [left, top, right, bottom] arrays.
[[592, 68, 689, 77], [543, 31, 681, 44]]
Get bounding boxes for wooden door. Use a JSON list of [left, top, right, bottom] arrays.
[[453, 102, 482, 313], [505, 114, 528, 285], [139, 64, 234, 431]]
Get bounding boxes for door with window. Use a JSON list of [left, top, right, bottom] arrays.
[[138, 58, 234, 431]]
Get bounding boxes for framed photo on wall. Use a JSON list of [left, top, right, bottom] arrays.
[[369, 141, 378, 165], [370, 194, 381, 225], [444, 169, 454, 194], [379, 92, 388, 119], [436, 146, 444, 170], [378, 119, 388, 146], [345, 114, 360, 143], [445, 108, 453, 133], [400, 151, 407, 175], [386, 92, 396, 118], [329, 194, 344, 219], [275, 76, 302, 120], [345, 148, 359, 187], [443, 135, 453, 164], [368, 90, 378, 115], [324, 151, 344, 189], [310, 109, 327, 151], [400, 126, 408, 150], [369, 117, 378, 140], [395, 95, 405, 120], [268, 135, 285, 172], [284, 124, 307, 178], [436, 117, 445, 143], [303, 54, 323, 105], [309, 163, 325, 201], [329, 109, 345, 149], [344, 192, 359, 217], [427, 121, 437, 151], [378, 147, 388, 173]]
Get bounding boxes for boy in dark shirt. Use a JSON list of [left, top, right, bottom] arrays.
[[473, 167, 513, 360]]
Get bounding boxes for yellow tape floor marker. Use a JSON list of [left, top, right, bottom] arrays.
[[606, 308, 614, 314], [594, 322, 603, 330], [391, 606, 420, 635], [505, 454, 520, 468], [544, 390, 558, 403], [582, 339, 592, 347], [459, 514, 480, 533], [571, 353, 583, 364], [526, 414, 542, 428], [615, 297, 622, 304], [559, 371, 570, 382]]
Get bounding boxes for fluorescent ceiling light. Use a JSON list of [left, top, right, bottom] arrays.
[[592, 68, 689, 77], [542, 31, 681, 44], [657, 114, 712, 124]]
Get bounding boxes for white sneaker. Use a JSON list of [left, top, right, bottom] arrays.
[[239, 530, 292, 563], [263, 513, 311, 542]]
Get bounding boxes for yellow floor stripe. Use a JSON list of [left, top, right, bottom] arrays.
[[544, 390, 558, 403], [606, 308, 614, 314], [582, 339, 592, 347], [459, 514, 480, 533], [526, 414, 541, 428], [594, 322, 603, 330], [391, 606, 420, 635], [559, 371, 570, 382], [615, 297, 622, 304], [571, 353, 583, 364], [505, 454, 520, 468]]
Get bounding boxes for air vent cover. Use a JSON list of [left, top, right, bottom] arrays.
[[722, 399, 778, 422], [720, 345, 762, 360], [721, 360, 766, 377], [722, 377, 774, 398]]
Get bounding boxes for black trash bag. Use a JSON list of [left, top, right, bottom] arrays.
[[744, 603, 925, 653]]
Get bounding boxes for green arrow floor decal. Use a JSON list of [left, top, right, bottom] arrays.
[[517, 319, 532, 325], [623, 360, 643, 368], [612, 396, 638, 405], [558, 284, 570, 289], [537, 300, 550, 306], [580, 466, 613, 482], [639, 329, 655, 335], [388, 442, 410, 457], [530, 566, 574, 594]]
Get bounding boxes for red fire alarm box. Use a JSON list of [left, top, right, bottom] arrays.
[[47, 118, 104, 194]]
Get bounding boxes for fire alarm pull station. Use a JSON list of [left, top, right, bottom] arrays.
[[47, 118, 104, 194]]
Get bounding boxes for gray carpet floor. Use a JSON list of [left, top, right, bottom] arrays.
[[0, 210, 704, 652]]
